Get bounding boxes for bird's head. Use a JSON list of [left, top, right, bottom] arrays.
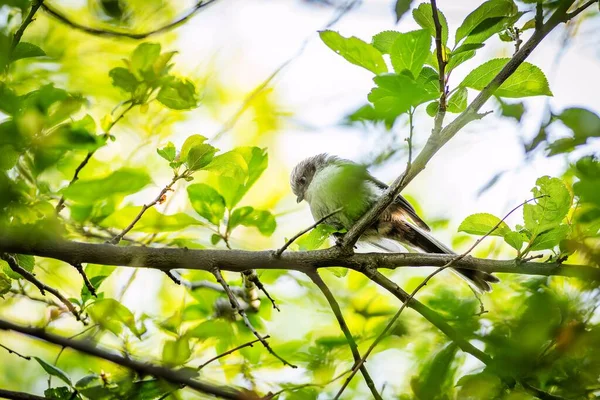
[[290, 153, 333, 203]]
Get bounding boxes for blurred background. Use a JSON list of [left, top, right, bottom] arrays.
[[1, 0, 599, 398]]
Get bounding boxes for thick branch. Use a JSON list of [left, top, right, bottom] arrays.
[[340, 0, 585, 249], [307, 271, 382, 400], [0, 319, 250, 400], [0, 234, 597, 281], [41, 0, 218, 39], [0, 389, 48, 400]]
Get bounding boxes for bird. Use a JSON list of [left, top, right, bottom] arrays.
[[290, 153, 499, 292]]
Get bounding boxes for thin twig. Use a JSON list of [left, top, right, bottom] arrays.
[[243, 269, 279, 312], [73, 262, 96, 297], [334, 197, 539, 398], [41, 0, 219, 39], [0, 343, 31, 360], [274, 207, 343, 257], [48, 324, 99, 388], [212, 267, 297, 368], [0, 318, 250, 400], [9, 0, 44, 55], [307, 271, 382, 400], [197, 336, 269, 370], [1, 254, 85, 323], [108, 171, 187, 245], [565, 0, 597, 20], [263, 369, 351, 400]]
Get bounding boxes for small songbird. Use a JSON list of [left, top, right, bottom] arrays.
[[290, 154, 498, 292]]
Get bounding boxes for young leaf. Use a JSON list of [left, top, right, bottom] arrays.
[[87, 298, 141, 338], [412, 3, 448, 45], [410, 343, 458, 399], [186, 143, 217, 171], [372, 31, 401, 54], [131, 42, 161, 74], [529, 225, 569, 251], [455, 0, 517, 44], [109, 67, 139, 92], [368, 73, 436, 119], [157, 142, 176, 162], [162, 337, 191, 366], [426, 101, 439, 117], [447, 87, 467, 113], [11, 42, 45, 61], [187, 183, 226, 225], [62, 168, 151, 204], [504, 231, 525, 252], [556, 108, 600, 139], [0, 272, 11, 296], [446, 49, 477, 72], [319, 30, 387, 74], [458, 213, 511, 237], [523, 176, 572, 233], [157, 78, 197, 110], [180, 134, 208, 161], [452, 43, 485, 55], [395, 0, 413, 22], [460, 59, 552, 98], [296, 224, 340, 250], [229, 206, 276, 236], [34, 357, 72, 386], [390, 29, 432, 78]]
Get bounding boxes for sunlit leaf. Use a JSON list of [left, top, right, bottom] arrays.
[[100, 206, 203, 232], [186, 143, 217, 171], [109, 67, 139, 92], [529, 224, 569, 251], [412, 3, 449, 45], [88, 298, 141, 338], [395, 0, 413, 22], [11, 42, 45, 61], [157, 142, 176, 162], [460, 59, 552, 98], [447, 87, 467, 113], [229, 206, 276, 236], [319, 30, 387, 74], [162, 337, 191, 366], [390, 29, 431, 78], [455, 0, 517, 44], [62, 168, 151, 204], [523, 176, 572, 233], [34, 357, 72, 386], [187, 183, 226, 225], [372, 31, 401, 54], [131, 42, 161, 74], [157, 78, 197, 110], [458, 213, 511, 237]]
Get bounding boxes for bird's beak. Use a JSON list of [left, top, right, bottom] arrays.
[[296, 194, 304, 203]]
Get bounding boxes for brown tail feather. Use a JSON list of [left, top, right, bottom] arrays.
[[387, 222, 499, 292]]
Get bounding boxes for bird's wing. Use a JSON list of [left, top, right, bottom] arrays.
[[368, 175, 431, 231]]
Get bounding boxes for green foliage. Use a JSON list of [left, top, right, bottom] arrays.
[[548, 108, 600, 155], [390, 29, 432, 78], [187, 183, 226, 225], [100, 207, 203, 232], [458, 212, 511, 237], [62, 168, 151, 204], [461, 59, 552, 98], [319, 30, 387, 74], [455, 0, 518, 45], [411, 343, 458, 399], [11, 42, 46, 62], [87, 299, 142, 338], [412, 3, 448, 46], [34, 357, 72, 386], [229, 206, 276, 236]]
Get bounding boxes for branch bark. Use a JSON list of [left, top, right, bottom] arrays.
[[0, 234, 596, 281], [0, 319, 252, 400]]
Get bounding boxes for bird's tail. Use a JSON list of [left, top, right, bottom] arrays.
[[392, 224, 499, 293]]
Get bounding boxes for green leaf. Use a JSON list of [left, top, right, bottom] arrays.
[[34, 357, 72, 386], [11, 42, 45, 61], [74, 374, 102, 390], [426, 101, 439, 117], [0, 83, 20, 115], [368, 73, 437, 119], [186, 143, 217, 171], [412, 3, 449, 45], [62, 168, 151, 204], [3, 254, 35, 280], [229, 206, 276, 236], [187, 319, 234, 339], [319, 30, 387, 74], [523, 176, 572, 233], [458, 213, 511, 237], [447, 87, 467, 113], [497, 97, 525, 122], [87, 298, 141, 338], [0, 144, 19, 170], [100, 206, 203, 233], [157, 78, 197, 110], [371, 31, 401, 54], [44, 115, 100, 151], [390, 29, 432, 78], [0, 272, 11, 296], [131, 42, 161, 74], [446, 49, 477, 72], [187, 183, 225, 225], [455, 0, 517, 44], [162, 337, 191, 366], [456, 372, 503, 399], [157, 142, 176, 162], [460, 59, 552, 98], [44, 387, 73, 400], [180, 135, 208, 161], [529, 225, 569, 251], [395, 0, 413, 22], [556, 107, 600, 139], [452, 43, 485, 55], [109, 67, 139, 92], [504, 231, 525, 252], [296, 224, 340, 250], [325, 267, 348, 278], [410, 343, 458, 400]]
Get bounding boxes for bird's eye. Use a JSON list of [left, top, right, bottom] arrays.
[[299, 176, 307, 184]]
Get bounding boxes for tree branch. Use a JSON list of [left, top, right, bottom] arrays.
[[242, 269, 279, 312], [0, 389, 48, 400], [212, 268, 296, 368], [197, 336, 269, 370], [10, 0, 44, 55], [0, 253, 85, 323], [0, 342, 31, 360], [0, 319, 251, 400], [41, 0, 218, 40], [1, 233, 597, 281], [339, 0, 585, 250], [307, 271, 382, 400]]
